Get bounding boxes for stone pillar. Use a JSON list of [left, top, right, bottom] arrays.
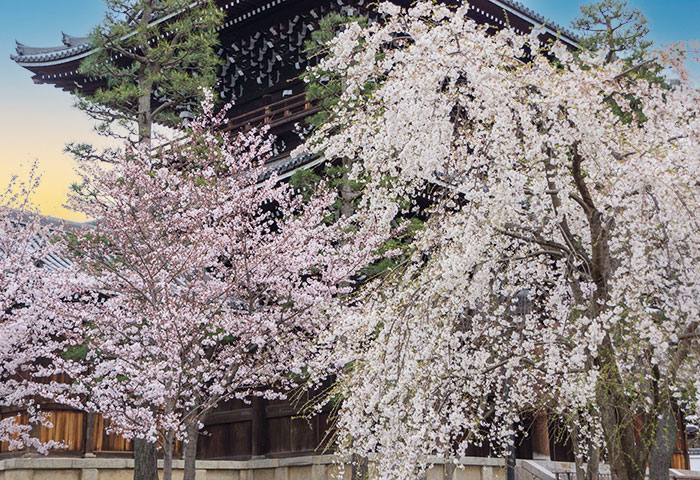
[[81, 468, 98, 480], [275, 466, 290, 480], [351, 454, 368, 480], [311, 464, 327, 480]]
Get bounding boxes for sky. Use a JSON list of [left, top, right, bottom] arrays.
[[0, 0, 698, 222], [0, 2, 112, 221]]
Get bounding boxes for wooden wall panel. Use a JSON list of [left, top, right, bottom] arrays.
[[316, 411, 335, 454], [198, 420, 252, 459], [672, 421, 690, 470], [290, 416, 316, 453], [0, 413, 28, 453], [39, 411, 84, 452], [93, 416, 132, 453], [266, 417, 290, 454]]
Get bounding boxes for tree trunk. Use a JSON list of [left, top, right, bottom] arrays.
[[136, 1, 154, 147], [133, 439, 159, 480], [596, 338, 648, 480], [571, 421, 587, 480], [649, 403, 678, 480], [162, 432, 175, 480], [598, 385, 647, 480], [570, 421, 600, 480], [137, 75, 153, 146], [351, 454, 368, 480], [340, 157, 356, 218], [183, 422, 199, 480], [585, 444, 600, 480]]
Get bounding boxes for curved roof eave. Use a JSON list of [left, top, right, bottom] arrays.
[[12, 49, 95, 68], [12, 0, 580, 70], [10, 0, 273, 68], [491, 0, 580, 46]]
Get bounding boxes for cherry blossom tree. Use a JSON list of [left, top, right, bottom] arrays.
[[298, 3, 700, 480], [58, 92, 385, 480], [0, 165, 84, 454]]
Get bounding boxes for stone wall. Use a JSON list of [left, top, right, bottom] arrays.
[[0, 455, 505, 480]]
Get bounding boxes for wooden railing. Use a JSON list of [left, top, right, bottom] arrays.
[[223, 92, 320, 133]]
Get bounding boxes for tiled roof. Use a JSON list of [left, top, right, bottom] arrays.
[[12, 37, 92, 64], [262, 152, 317, 181], [11, 0, 578, 66], [62, 33, 90, 48], [2, 215, 80, 273], [496, 0, 579, 42], [10, 0, 283, 65]]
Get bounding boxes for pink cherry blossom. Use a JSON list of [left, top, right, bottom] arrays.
[[56, 91, 386, 480], [0, 164, 85, 454]]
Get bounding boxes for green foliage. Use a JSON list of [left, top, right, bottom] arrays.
[[62, 344, 89, 361], [289, 164, 360, 215], [361, 217, 424, 280], [65, 142, 121, 164], [290, 161, 425, 280], [289, 167, 323, 202], [572, 0, 667, 125], [572, 0, 651, 64], [297, 12, 427, 281], [303, 13, 367, 129], [77, 0, 224, 140], [572, 0, 665, 85]]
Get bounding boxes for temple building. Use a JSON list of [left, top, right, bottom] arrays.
[[10, 0, 578, 177], [5, 0, 691, 474]]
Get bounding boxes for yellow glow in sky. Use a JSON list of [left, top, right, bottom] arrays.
[[0, 77, 116, 222]]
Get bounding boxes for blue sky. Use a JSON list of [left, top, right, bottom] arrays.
[[521, 0, 700, 48], [0, 1, 698, 220], [521, 0, 700, 80]]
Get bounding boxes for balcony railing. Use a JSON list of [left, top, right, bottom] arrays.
[[223, 92, 321, 133]]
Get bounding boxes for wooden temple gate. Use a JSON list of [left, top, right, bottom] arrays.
[[0, 407, 132, 456], [1, 395, 331, 459]]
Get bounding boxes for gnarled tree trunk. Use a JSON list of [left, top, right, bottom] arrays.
[[133, 439, 158, 480], [649, 402, 678, 480]]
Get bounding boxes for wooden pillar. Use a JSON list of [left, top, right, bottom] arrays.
[[83, 413, 97, 457], [23, 412, 42, 457], [251, 397, 266, 457], [532, 411, 551, 460], [673, 407, 690, 470]]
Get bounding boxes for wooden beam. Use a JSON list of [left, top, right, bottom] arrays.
[[202, 409, 253, 426], [251, 397, 266, 457], [83, 413, 96, 456], [532, 411, 551, 460]]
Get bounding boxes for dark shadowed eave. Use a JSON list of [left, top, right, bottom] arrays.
[[11, 0, 578, 69], [495, 0, 579, 43]]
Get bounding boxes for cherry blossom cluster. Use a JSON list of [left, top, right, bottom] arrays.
[[299, 3, 700, 479], [49, 90, 386, 478], [0, 166, 85, 453]]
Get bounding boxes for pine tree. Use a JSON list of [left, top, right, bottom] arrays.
[[72, 2, 223, 478], [572, 0, 651, 64], [77, 0, 224, 145]]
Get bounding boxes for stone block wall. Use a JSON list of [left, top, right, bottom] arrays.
[[0, 455, 505, 480]]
